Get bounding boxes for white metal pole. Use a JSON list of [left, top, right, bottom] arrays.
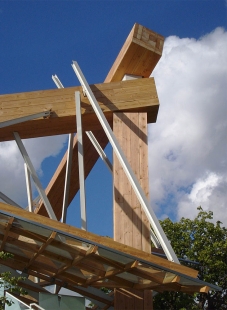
[[71, 61, 179, 263], [0, 111, 51, 129], [24, 163, 33, 212], [75, 91, 87, 231], [61, 133, 74, 223], [13, 132, 57, 220]]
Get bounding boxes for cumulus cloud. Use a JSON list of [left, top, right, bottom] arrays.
[[0, 135, 67, 207], [149, 27, 227, 224]]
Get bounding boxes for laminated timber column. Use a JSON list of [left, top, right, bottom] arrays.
[[113, 112, 152, 310]]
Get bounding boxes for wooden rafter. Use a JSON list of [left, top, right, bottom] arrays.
[[27, 231, 56, 266]]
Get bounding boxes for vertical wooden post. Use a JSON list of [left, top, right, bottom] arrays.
[[113, 112, 153, 309]]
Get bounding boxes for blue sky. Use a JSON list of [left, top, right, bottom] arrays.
[[0, 1, 226, 238]]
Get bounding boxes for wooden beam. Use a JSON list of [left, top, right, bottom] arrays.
[[0, 78, 158, 142], [105, 23, 164, 83]]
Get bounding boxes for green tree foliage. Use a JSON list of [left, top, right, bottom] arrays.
[[0, 252, 26, 309], [153, 207, 227, 310]]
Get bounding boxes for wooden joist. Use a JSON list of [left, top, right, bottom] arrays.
[[0, 78, 158, 142]]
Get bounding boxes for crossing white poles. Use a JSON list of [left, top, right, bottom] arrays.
[[72, 61, 179, 263], [13, 132, 57, 220], [52, 74, 74, 223]]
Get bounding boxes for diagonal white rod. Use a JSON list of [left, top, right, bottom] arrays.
[[51, 74, 73, 223], [0, 191, 22, 209], [61, 133, 74, 223], [13, 132, 57, 220], [75, 91, 87, 231], [72, 61, 179, 263], [0, 111, 51, 129], [24, 163, 33, 212], [150, 229, 161, 248], [86, 131, 113, 173], [52, 74, 64, 88]]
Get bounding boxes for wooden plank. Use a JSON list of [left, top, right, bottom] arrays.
[[105, 23, 164, 83], [0, 78, 158, 142]]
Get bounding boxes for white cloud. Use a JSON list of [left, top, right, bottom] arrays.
[[149, 27, 227, 224], [0, 135, 67, 207]]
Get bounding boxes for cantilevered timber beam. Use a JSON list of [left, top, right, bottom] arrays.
[[0, 78, 158, 142], [105, 23, 164, 83], [35, 23, 164, 220]]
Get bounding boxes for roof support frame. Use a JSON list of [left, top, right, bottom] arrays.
[[71, 61, 179, 263]]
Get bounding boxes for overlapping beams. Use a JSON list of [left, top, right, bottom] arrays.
[[35, 23, 163, 219], [0, 204, 219, 309]]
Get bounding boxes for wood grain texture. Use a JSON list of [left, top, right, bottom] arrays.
[[113, 112, 150, 252], [0, 78, 158, 142], [113, 112, 152, 309]]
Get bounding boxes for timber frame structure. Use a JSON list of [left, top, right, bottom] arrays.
[[0, 23, 220, 309]]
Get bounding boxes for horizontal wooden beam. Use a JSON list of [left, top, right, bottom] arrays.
[[0, 78, 158, 142], [105, 23, 164, 83]]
